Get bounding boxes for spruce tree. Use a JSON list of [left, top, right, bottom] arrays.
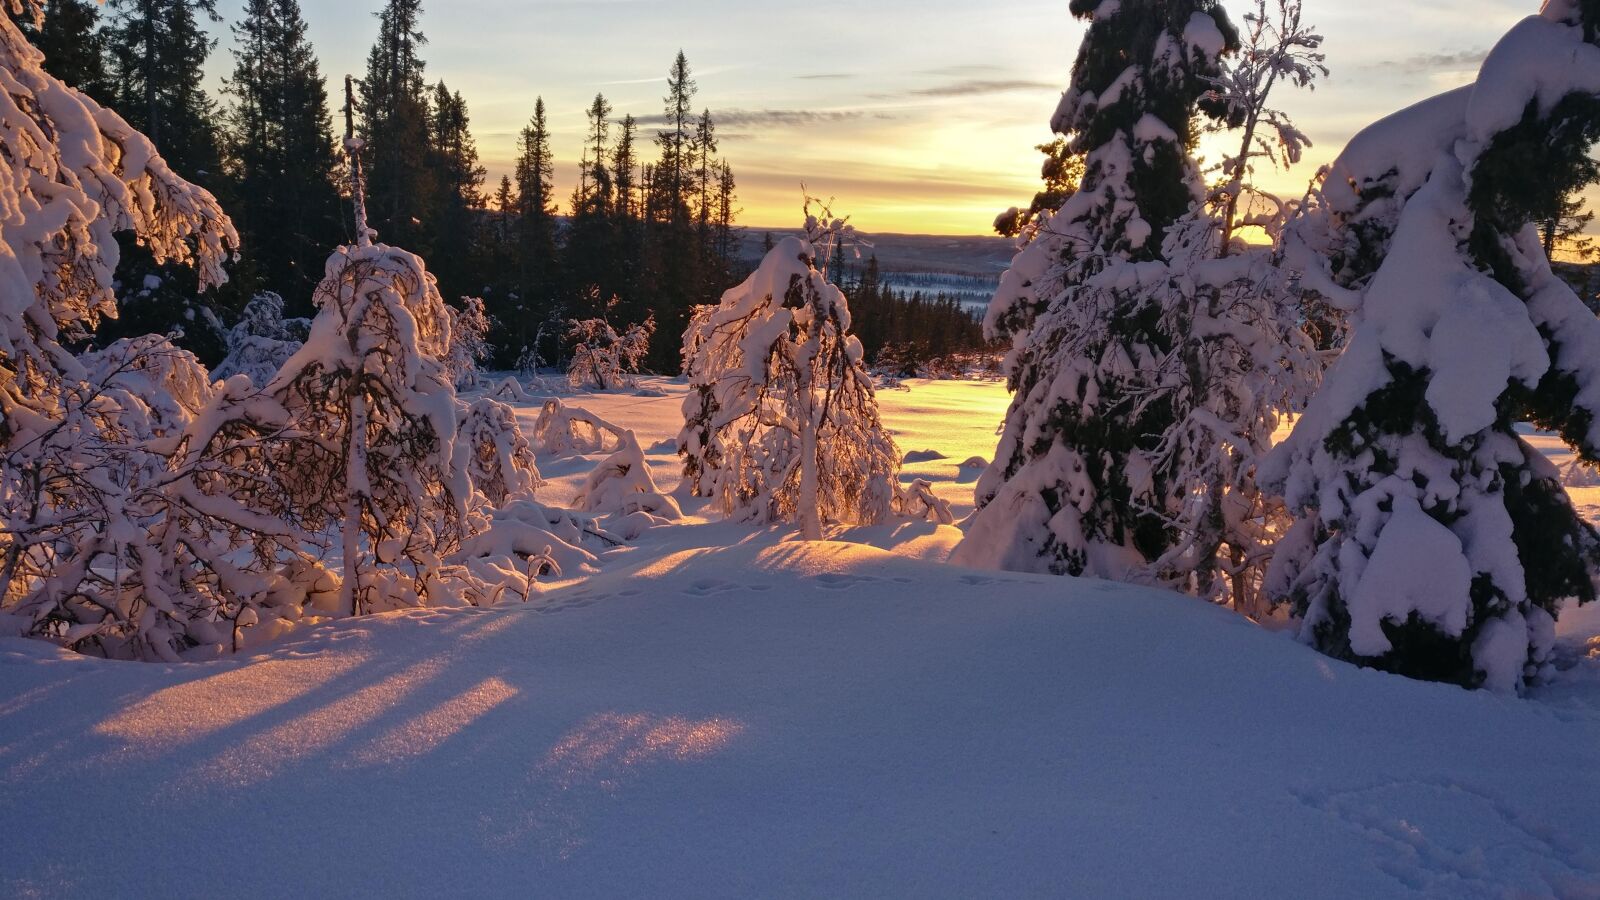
[[359, 0, 434, 252], [425, 81, 485, 300], [954, 0, 1240, 576], [104, 0, 223, 178], [611, 113, 647, 323], [1265, 0, 1600, 692], [475, 175, 520, 314], [102, 0, 236, 363], [655, 50, 695, 225], [566, 93, 617, 319], [994, 138, 1083, 239], [713, 159, 739, 269], [508, 97, 561, 366], [18, 0, 109, 101], [646, 51, 702, 370], [224, 0, 343, 308], [693, 108, 718, 236], [612, 114, 639, 220]]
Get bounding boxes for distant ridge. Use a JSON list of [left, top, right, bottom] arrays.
[[737, 229, 1016, 310]]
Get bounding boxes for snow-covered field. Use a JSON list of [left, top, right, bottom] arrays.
[[3, 377, 1599, 898]]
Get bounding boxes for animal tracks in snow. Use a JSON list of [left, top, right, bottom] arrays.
[[810, 573, 918, 590], [1291, 779, 1599, 895], [680, 578, 776, 597]]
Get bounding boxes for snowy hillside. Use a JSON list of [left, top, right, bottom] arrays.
[[2, 377, 1598, 899]]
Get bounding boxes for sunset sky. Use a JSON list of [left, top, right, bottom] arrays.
[[208, 0, 1542, 236]]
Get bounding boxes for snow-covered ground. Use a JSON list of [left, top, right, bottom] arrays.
[[2, 376, 1598, 898]]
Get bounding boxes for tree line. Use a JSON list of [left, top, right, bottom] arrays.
[[25, 0, 748, 373]]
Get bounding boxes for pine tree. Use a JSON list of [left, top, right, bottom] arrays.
[[224, 0, 343, 308], [359, 0, 434, 252], [1264, 0, 1600, 692]]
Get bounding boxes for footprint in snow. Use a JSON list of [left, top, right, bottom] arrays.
[[813, 573, 881, 590], [682, 578, 740, 596]]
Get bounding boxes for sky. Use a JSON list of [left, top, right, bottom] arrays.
[[204, 0, 1548, 236]]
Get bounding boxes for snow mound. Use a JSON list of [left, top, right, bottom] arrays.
[[2, 539, 1597, 897], [902, 449, 949, 463]]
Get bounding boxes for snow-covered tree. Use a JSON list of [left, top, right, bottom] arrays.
[[566, 312, 653, 390], [454, 396, 541, 507], [957, 2, 1231, 572], [0, 1, 325, 659], [266, 242, 471, 616], [955, 0, 1325, 611], [574, 430, 681, 538], [212, 291, 308, 385], [531, 398, 627, 457], [1, 339, 315, 659], [1203, 0, 1325, 255], [444, 294, 492, 390], [678, 236, 899, 540], [896, 479, 954, 525], [1264, 0, 1600, 692], [448, 500, 608, 606]]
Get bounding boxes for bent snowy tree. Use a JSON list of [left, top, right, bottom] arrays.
[[0, 1, 305, 659], [1265, 0, 1600, 692], [267, 243, 473, 616], [679, 236, 898, 540]]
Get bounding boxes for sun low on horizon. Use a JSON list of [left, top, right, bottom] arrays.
[[206, 0, 1545, 237]]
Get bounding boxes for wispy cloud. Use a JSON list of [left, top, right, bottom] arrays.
[[797, 73, 854, 81], [1380, 49, 1488, 74], [907, 78, 1057, 98], [637, 108, 887, 128], [917, 64, 1006, 77]]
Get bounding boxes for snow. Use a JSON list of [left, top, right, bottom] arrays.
[[1347, 496, 1474, 657], [1466, 15, 1600, 143], [1, 375, 1598, 895]]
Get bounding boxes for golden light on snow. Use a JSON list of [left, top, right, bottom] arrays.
[[95, 655, 364, 751], [537, 712, 746, 792], [353, 677, 520, 767], [487, 711, 748, 859], [195, 657, 450, 786]]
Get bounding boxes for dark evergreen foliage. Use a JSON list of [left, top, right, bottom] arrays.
[[224, 0, 343, 310]]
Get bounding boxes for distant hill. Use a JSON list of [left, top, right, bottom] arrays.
[[738, 229, 1017, 311]]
